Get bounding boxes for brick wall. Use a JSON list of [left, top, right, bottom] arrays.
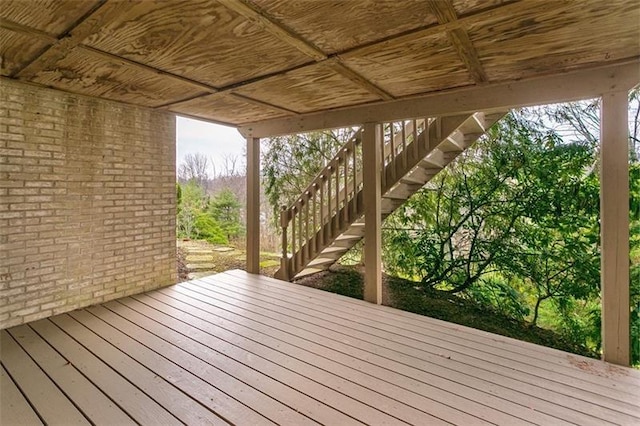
[[0, 78, 176, 329]]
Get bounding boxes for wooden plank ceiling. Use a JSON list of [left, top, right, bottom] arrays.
[[1, 0, 638, 127]]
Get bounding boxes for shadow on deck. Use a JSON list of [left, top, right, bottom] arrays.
[[2, 270, 639, 425]]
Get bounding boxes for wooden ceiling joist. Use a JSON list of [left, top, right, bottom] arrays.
[[323, 58, 394, 101], [0, 18, 57, 43], [428, 0, 488, 84], [238, 60, 640, 137], [14, 0, 121, 79], [78, 45, 219, 95], [217, 0, 326, 61], [229, 93, 299, 116], [218, 0, 393, 101]]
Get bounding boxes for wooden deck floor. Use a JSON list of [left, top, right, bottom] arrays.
[[2, 270, 639, 425]]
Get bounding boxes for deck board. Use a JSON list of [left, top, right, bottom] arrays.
[[1, 270, 639, 425], [202, 272, 640, 421], [223, 270, 640, 392], [0, 364, 42, 426], [0, 330, 89, 425], [177, 276, 623, 425], [6, 324, 134, 425]]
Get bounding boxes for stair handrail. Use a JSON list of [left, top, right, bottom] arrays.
[[278, 118, 430, 279]]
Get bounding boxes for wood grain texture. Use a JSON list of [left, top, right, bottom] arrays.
[[30, 48, 203, 106], [234, 63, 379, 113], [16, 1, 124, 79], [167, 93, 288, 124], [600, 91, 631, 366], [253, 0, 438, 54], [0, 29, 50, 76], [0, 0, 100, 35], [467, 0, 640, 82], [84, 0, 310, 88], [341, 30, 473, 98], [0, 0, 637, 126], [452, 0, 513, 17], [428, 0, 488, 83]]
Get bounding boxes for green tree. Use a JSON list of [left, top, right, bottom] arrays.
[[177, 181, 207, 238], [262, 129, 355, 223], [209, 189, 243, 242], [194, 213, 228, 245], [384, 112, 603, 343]]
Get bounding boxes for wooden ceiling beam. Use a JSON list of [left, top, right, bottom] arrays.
[[217, 0, 326, 61], [14, 0, 122, 79], [78, 45, 219, 94], [229, 93, 299, 115], [218, 0, 394, 100], [427, 0, 488, 84], [237, 60, 640, 137], [0, 18, 57, 43], [324, 58, 394, 101]]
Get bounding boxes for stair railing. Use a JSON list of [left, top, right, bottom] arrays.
[[278, 117, 432, 279], [279, 130, 363, 279]]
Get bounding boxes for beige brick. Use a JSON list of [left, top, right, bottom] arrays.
[[1, 79, 176, 329]]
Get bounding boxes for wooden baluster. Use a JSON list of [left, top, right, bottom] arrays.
[[279, 206, 289, 279], [426, 118, 432, 152], [390, 122, 396, 181], [312, 184, 317, 254], [319, 175, 325, 247], [291, 206, 297, 272], [380, 125, 386, 191], [352, 138, 358, 217], [334, 159, 340, 231], [304, 194, 310, 263], [412, 119, 418, 158], [327, 167, 333, 238], [297, 200, 303, 270], [401, 120, 407, 171], [343, 149, 349, 224]]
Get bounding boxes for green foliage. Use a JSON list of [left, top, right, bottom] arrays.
[[209, 189, 243, 241], [262, 129, 355, 224], [177, 180, 229, 245], [382, 109, 623, 359], [194, 213, 228, 245]]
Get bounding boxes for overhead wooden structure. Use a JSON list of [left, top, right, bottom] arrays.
[[1, 0, 638, 128]]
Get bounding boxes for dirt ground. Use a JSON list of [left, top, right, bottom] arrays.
[[176, 239, 279, 281]]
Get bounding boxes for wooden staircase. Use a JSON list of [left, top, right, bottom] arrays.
[[275, 111, 505, 280]]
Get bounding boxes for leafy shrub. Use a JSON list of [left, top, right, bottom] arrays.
[[194, 213, 228, 245]]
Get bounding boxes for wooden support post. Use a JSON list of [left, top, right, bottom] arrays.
[[600, 91, 630, 366], [363, 123, 382, 304], [246, 136, 260, 274]]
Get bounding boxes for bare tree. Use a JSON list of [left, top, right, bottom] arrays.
[[178, 153, 210, 187]]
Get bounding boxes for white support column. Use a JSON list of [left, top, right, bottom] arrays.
[[246, 136, 260, 274], [600, 91, 630, 366], [362, 123, 382, 304]]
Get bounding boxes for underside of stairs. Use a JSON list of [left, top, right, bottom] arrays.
[[275, 111, 506, 280]]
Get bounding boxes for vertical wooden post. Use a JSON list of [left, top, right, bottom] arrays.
[[600, 91, 630, 366], [362, 122, 382, 304], [246, 136, 260, 274], [280, 206, 289, 281]]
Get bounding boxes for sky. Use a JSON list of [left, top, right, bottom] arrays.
[[176, 116, 246, 174]]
